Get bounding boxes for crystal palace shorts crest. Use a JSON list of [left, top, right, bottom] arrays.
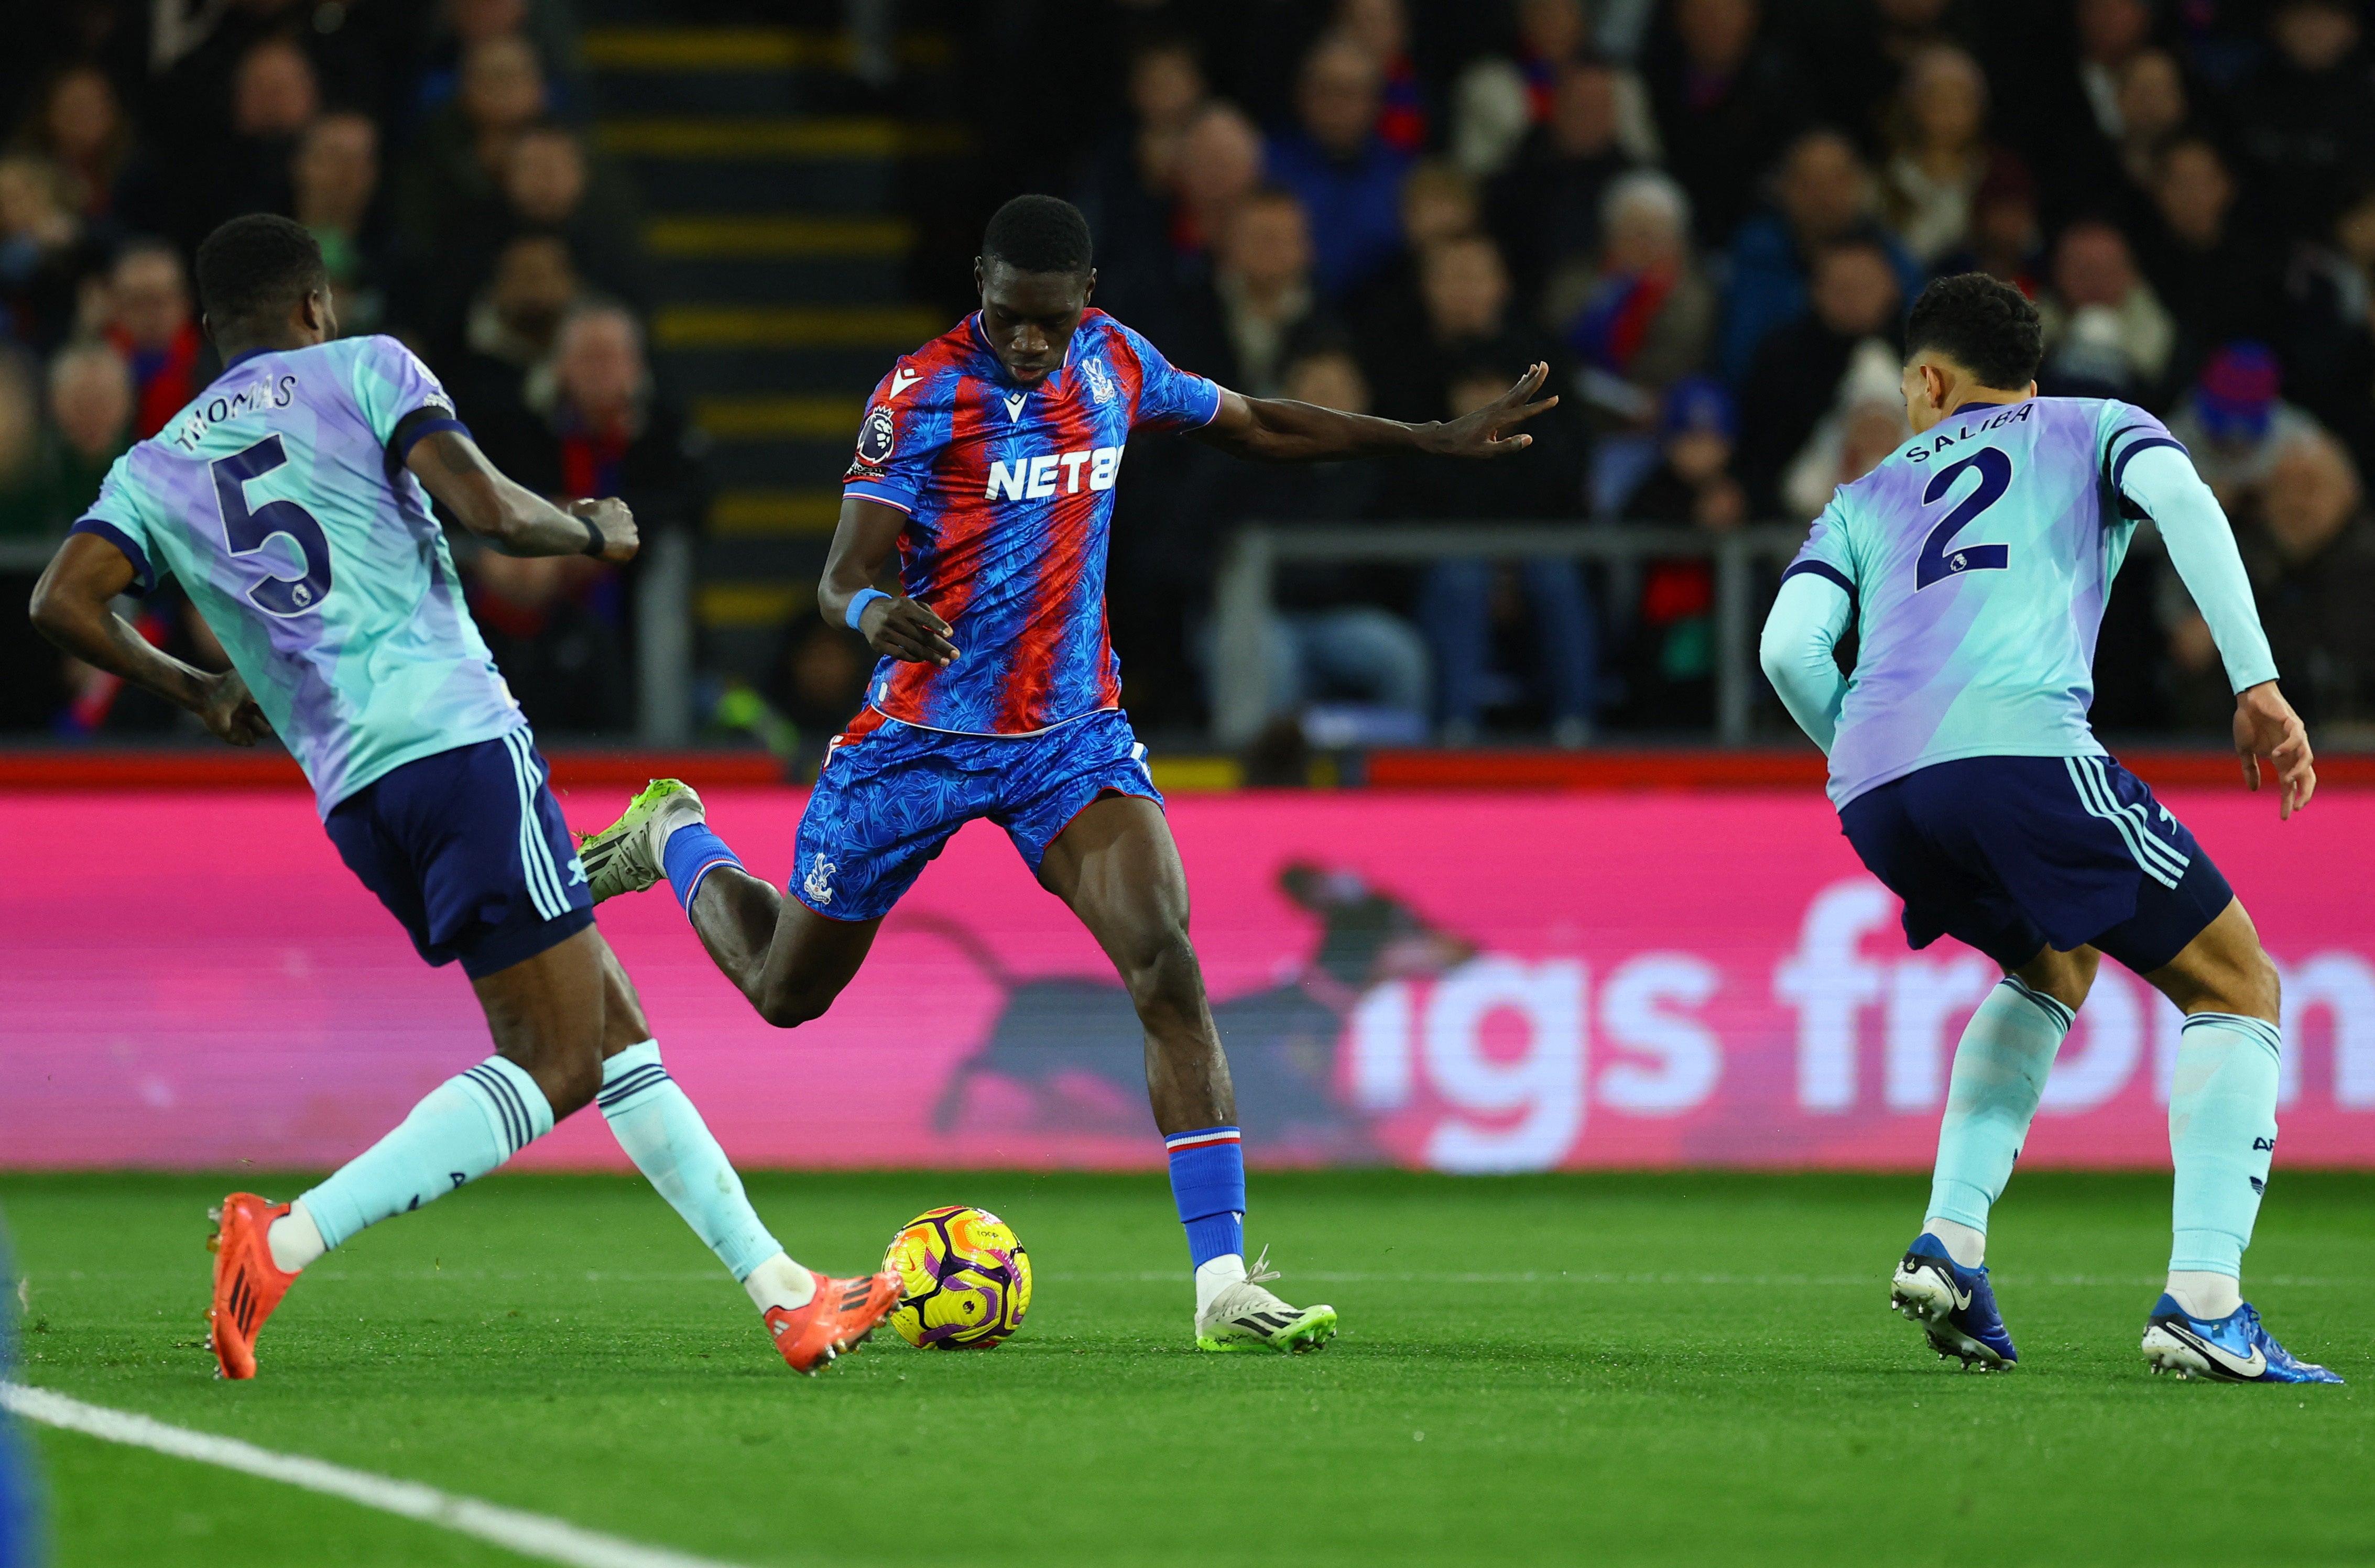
[[789, 707, 1162, 922]]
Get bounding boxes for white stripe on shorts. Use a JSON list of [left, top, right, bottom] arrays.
[[503, 728, 569, 920], [2063, 755, 2186, 889]]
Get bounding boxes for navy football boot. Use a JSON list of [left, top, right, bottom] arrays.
[[1889, 1232, 2017, 1369], [2141, 1296, 2344, 1384]]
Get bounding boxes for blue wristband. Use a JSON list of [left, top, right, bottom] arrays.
[[844, 588, 891, 631]]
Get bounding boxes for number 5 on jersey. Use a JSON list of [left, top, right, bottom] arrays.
[[212, 434, 334, 615], [1916, 446, 2012, 589]]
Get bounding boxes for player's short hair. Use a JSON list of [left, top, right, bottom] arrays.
[[1904, 272, 2042, 390], [982, 194, 1093, 277], [195, 213, 329, 333]]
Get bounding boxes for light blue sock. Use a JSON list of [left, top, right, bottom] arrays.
[[299, 1057, 552, 1251], [2169, 1013, 2282, 1277], [1925, 978, 2070, 1234], [598, 1042, 782, 1281]]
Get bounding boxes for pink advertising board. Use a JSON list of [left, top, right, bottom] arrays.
[[4, 787, 2371, 1172]]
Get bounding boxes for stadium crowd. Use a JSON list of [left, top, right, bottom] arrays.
[[0, 0, 689, 741], [4, 0, 2373, 755], [1009, 0, 2375, 746]]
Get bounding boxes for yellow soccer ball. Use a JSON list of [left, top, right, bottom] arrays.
[[884, 1205, 1032, 1350]]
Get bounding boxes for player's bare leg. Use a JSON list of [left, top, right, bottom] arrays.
[[1040, 794, 1335, 1354], [689, 868, 885, 1029]]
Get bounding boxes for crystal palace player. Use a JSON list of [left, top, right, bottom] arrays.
[[580, 194, 1555, 1353], [29, 216, 897, 1379], [1761, 273, 2339, 1383]]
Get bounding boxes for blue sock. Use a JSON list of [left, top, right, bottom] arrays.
[[299, 1056, 552, 1251], [2169, 1013, 2282, 1276], [598, 1041, 782, 1280], [661, 824, 743, 916], [1926, 978, 2068, 1232], [1166, 1127, 1245, 1269]]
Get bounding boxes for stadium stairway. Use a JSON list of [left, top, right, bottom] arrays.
[[579, 5, 961, 684]]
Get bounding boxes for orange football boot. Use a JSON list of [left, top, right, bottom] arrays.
[[764, 1271, 900, 1375], [205, 1193, 299, 1380]]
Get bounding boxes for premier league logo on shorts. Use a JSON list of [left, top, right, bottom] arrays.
[[852, 404, 897, 469]]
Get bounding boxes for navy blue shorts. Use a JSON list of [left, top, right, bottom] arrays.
[[324, 728, 595, 980], [1838, 753, 2235, 975], [790, 707, 1162, 922]]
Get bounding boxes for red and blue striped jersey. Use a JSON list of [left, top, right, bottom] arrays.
[[841, 308, 1221, 734]]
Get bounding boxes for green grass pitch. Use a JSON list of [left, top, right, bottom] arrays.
[[4, 1169, 2370, 1567]]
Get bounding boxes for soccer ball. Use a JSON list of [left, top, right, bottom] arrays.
[[884, 1205, 1032, 1350]]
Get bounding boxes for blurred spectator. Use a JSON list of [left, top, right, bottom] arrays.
[[291, 112, 388, 336], [1549, 171, 1715, 442], [2231, 0, 2375, 244], [449, 234, 580, 424], [1935, 158, 2045, 293], [398, 32, 548, 254], [1410, 361, 1595, 745], [1447, 0, 1620, 179], [495, 125, 648, 305], [1614, 375, 1746, 726], [464, 548, 629, 734], [0, 152, 104, 352], [1717, 129, 1922, 385], [765, 616, 876, 747], [2236, 430, 2375, 730], [1075, 37, 1208, 331], [1488, 59, 1639, 313], [1643, 0, 1804, 246], [46, 341, 134, 519], [2166, 342, 2322, 506], [2137, 136, 2285, 380], [23, 66, 131, 221], [103, 242, 208, 440], [2283, 184, 2375, 463], [2077, 0, 2156, 140], [1737, 238, 1906, 514], [0, 350, 48, 538], [1370, 231, 1563, 424], [188, 35, 320, 248], [1781, 342, 1910, 521], [1266, 32, 1413, 299], [1173, 189, 1324, 396], [1880, 45, 2028, 268], [1336, 0, 1429, 154], [1172, 103, 1265, 266], [2036, 219, 2173, 399], [481, 302, 704, 542], [1348, 159, 1479, 370], [2111, 49, 2188, 201]]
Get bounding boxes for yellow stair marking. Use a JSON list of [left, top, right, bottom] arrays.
[[693, 396, 862, 440], [645, 215, 911, 258], [595, 118, 965, 159], [580, 28, 950, 71], [711, 489, 844, 535], [656, 304, 941, 349], [697, 581, 812, 628], [1147, 758, 1243, 793]]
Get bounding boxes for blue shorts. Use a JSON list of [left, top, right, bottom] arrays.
[[790, 707, 1162, 922], [1839, 753, 2235, 975], [324, 728, 595, 980]]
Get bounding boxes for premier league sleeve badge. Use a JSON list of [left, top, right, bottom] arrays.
[[855, 402, 897, 467]]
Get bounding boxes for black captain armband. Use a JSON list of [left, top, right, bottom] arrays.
[[385, 405, 471, 479]]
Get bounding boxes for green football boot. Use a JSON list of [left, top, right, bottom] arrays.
[[575, 778, 705, 904]]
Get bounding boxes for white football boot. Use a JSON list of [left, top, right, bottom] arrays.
[[1194, 1246, 1338, 1354], [575, 778, 706, 903]]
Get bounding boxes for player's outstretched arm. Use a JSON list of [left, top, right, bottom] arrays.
[[820, 495, 956, 666], [29, 533, 268, 745], [1192, 362, 1559, 464], [406, 430, 640, 562]]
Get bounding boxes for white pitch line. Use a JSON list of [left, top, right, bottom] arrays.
[[0, 1383, 756, 1568]]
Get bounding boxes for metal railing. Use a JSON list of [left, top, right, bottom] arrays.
[[1211, 521, 1809, 749]]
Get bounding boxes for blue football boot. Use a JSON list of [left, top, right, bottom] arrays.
[[2141, 1296, 2344, 1384], [1889, 1233, 2017, 1369]]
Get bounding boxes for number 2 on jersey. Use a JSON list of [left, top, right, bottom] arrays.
[[211, 435, 333, 615], [1915, 446, 2012, 589]]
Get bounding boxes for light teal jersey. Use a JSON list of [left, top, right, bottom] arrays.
[[72, 336, 521, 815], [1785, 397, 2186, 809]]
